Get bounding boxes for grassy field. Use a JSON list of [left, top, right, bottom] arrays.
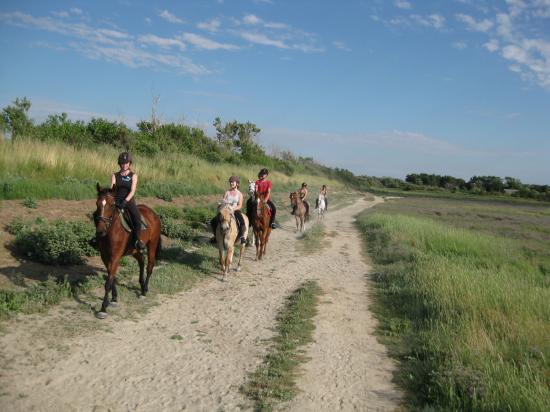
[[0, 138, 345, 200], [357, 197, 550, 411]]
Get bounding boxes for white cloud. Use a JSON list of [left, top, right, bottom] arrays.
[[410, 14, 446, 29], [197, 18, 221, 32], [456, 13, 494, 32], [0, 11, 211, 76], [394, 1, 412, 9], [243, 14, 261, 25], [453, 41, 467, 50], [484, 39, 499, 52], [52, 11, 69, 18], [239, 31, 289, 48], [332, 41, 351, 52], [138, 34, 186, 50], [242, 14, 288, 29], [159, 10, 184, 24], [181, 33, 239, 50]]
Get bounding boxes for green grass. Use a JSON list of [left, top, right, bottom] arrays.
[[0, 138, 345, 200], [357, 197, 550, 411], [297, 222, 327, 254], [241, 280, 321, 411]]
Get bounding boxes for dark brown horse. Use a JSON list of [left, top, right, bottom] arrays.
[[252, 192, 272, 260], [94, 183, 162, 319], [290, 191, 307, 232]]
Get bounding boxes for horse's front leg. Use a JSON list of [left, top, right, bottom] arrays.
[[236, 243, 245, 272], [218, 248, 226, 274], [254, 230, 261, 260], [224, 244, 234, 277], [97, 258, 120, 319]]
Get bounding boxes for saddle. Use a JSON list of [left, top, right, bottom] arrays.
[[119, 209, 148, 233]]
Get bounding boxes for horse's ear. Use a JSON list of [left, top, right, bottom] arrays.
[[96, 182, 101, 193]]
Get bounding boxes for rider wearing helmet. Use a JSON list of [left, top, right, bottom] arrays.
[[210, 175, 247, 244], [255, 168, 277, 229], [293, 182, 310, 218], [112, 152, 146, 251]]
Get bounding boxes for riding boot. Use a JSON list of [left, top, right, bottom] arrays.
[[133, 230, 146, 251]]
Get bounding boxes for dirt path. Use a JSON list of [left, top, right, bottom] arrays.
[[0, 196, 402, 411]]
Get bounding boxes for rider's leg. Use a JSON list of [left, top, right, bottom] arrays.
[[268, 200, 277, 228], [127, 201, 145, 250], [235, 211, 247, 244]]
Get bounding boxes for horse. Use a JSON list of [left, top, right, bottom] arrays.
[[215, 202, 249, 278], [252, 192, 273, 260], [94, 183, 162, 319], [246, 180, 256, 246], [290, 191, 307, 232], [316, 193, 326, 221]]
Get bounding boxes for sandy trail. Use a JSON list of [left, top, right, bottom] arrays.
[[0, 196, 402, 411]]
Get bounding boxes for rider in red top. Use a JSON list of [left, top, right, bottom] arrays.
[[255, 168, 277, 229]]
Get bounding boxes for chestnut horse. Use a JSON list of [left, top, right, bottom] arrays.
[[215, 202, 249, 278], [290, 191, 307, 232], [94, 184, 162, 319], [252, 192, 272, 260]]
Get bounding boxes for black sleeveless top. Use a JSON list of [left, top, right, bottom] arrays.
[[114, 171, 134, 202]]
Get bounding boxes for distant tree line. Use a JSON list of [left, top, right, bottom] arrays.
[[405, 173, 550, 201]]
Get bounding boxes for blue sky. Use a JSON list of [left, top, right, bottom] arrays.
[[1, 0, 549, 184]]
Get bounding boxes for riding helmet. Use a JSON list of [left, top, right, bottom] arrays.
[[258, 168, 269, 178], [302, 182, 307, 187], [229, 175, 240, 184], [118, 152, 132, 164]]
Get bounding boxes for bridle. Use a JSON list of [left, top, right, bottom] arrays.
[[95, 194, 117, 232]]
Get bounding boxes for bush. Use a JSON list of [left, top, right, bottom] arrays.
[[12, 219, 96, 265], [160, 217, 195, 240], [22, 197, 38, 208], [155, 205, 185, 220], [183, 206, 216, 229]]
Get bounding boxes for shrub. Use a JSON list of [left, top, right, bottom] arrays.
[[22, 197, 38, 208], [160, 217, 195, 240], [155, 205, 185, 220], [12, 219, 96, 265]]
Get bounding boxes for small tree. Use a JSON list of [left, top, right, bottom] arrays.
[[1, 97, 33, 140]]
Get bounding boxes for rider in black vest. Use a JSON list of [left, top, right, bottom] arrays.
[[112, 152, 146, 251]]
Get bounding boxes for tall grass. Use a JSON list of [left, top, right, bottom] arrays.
[[0, 138, 344, 199], [358, 212, 550, 411]]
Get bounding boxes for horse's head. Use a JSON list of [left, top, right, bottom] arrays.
[[247, 180, 255, 197], [217, 202, 235, 234], [289, 192, 299, 207], [95, 183, 116, 237]]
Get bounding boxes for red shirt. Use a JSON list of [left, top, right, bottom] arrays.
[[256, 179, 272, 195]]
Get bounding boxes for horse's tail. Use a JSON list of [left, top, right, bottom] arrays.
[[155, 234, 162, 260]]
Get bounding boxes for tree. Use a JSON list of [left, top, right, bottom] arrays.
[[1, 97, 33, 140], [212, 118, 261, 153]]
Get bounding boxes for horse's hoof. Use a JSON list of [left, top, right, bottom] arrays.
[[139, 295, 146, 300], [235, 266, 241, 272], [96, 311, 108, 319], [110, 301, 118, 307]]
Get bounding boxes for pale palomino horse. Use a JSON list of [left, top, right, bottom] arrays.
[[317, 193, 326, 221], [215, 202, 249, 279], [290, 191, 307, 232]]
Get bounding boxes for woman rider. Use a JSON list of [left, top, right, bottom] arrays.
[[112, 152, 146, 250], [255, 168, 277, 229], [299, 182, 310, 217], [210, 176, 247, 244]]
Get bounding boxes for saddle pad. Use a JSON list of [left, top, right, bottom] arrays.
[[119, 210, 148, 233]]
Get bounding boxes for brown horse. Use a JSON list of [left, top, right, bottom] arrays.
[[252, 192, 272, 260], [215, 202, 249, 278], [94, 183, 162, 319], [290, 191, 307, 232]]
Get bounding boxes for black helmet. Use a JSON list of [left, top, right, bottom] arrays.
[[302, 182, 307, 187], [118, 152, 132, 164], [258, 168, 269, 178], [229, 175, 240, 184]]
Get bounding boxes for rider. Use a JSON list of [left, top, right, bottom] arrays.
[[255, 168, 277, 229], [112, 152, 146, 251], [293, 182, 310, 218], [210, 176, 247, 244], [317, 184, 328, 210]]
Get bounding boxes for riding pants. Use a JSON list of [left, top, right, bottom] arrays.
[[125, 200, 141, 241]]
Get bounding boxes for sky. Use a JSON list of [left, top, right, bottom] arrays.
[[1, 0, 549, 184]]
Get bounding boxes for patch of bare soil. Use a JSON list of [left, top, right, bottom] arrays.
[[0, 196, 403, 411]]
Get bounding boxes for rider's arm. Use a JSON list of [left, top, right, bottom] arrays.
[[235, 191, 243, 211], [127, 174, 138, 201], [111, 174, 116, 190]]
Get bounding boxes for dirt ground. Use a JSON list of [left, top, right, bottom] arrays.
[[0, 196, 403, 411]]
